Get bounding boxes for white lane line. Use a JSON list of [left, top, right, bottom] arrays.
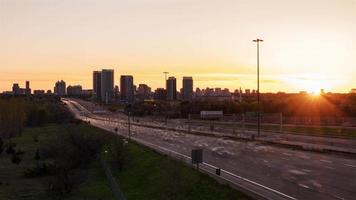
[[320, 159, 332, 163], [333, 195, 345, 200], [298, 184, 311, 189], [343, 164, 356, 168]]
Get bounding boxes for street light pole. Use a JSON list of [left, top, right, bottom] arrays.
[[253, 38, 263, 137]]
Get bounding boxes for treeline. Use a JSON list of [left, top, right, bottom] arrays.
[[126, 93, 356, 117], [0, 96, 74, 138]]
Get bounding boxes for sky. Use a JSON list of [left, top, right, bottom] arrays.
[[0, 0, 355, 93]]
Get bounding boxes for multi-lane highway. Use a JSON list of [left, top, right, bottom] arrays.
[[63, 98, 356, 200]]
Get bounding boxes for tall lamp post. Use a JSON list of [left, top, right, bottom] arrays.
[[253, 38, 263, 137]]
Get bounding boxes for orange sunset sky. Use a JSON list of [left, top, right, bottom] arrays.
[[0, 0, 355, 93]]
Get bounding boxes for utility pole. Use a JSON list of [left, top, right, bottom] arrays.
[[253, 38, 263, 137]]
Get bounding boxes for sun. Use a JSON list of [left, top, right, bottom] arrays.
[[310, 90, 321, 96]]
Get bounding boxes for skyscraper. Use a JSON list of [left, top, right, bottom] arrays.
[[137, 84, 151, 100], [101, 69, 114, 103], [12, 83, 20, 95], [25, 81, 31, 95], [120, 75, 134, 103], [54, 80, 66, 96], [166, 76, 177, 100], [182, 77, 193, 100], [93, 71, 102, 100]]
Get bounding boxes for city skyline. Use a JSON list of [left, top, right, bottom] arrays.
[[1, 0, 355, 93]]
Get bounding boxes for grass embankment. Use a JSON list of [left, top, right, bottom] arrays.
[[0, 124, 114, 200], [106, 142, 251, 200], [1, 123, 251, 200]]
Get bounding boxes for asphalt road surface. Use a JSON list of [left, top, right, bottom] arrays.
[[64, 99, 356, 200]]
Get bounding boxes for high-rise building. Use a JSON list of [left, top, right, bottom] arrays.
[[154, 88, 166, 100], [120, 75, 134, 103], [67, 85, 82, 96], [101, 69, 114, 103], [12, 83, 20, 95], [182, 77, 193, 100], [137, 84, 151, 100], [166, 77, 177, 100], [54, 80, 66, 96], [93, 71, 102, 100], [25, 81, 31, 95]]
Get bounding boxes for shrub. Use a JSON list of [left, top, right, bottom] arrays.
[[35, 148, 40, 161], [11, 153, 22, 164], [24, 163, 56, 178], [5, 142, 16, 155]]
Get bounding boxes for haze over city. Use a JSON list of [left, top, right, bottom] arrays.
[[1, 0, 355, 93]]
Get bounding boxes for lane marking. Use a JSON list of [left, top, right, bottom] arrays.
[[298, 184, 310, 189], [320, 159, 332, 163], [343, 164, 356, 168], [333, 195, 345, 200]]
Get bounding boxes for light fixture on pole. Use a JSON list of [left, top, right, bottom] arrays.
[[253, 38, 263, 137]]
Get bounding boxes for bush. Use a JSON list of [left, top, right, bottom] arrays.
[[35, 148, 40, 161], [5, 142, 16, 155], [24, 163, 56, 178], [11, 153, 22, 164]]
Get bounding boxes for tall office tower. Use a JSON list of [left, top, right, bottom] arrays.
[[154, 88, 166, 100], [54, 80, 66, 96], [182, 77, 193, 100], [25, 81, 31, 95], [12, 83, 20, 95], [67, 85, 82, 96], [120, 75, 134, 103], [137, 84, 151, 100], [101, 69, 114, 103], [93, 71, 102, 100], [166, 76, 177, 100]]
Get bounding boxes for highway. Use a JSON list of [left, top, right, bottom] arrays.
[[63, 98, 356, 200]]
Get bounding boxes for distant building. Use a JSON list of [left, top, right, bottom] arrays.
[[245, 89, 251, 94], [166, 77, 177, 100], [194, 87, 232, 101], [350, 89, 356, 94], [120, 75, 134, 103], [114, 85, 119, 98], [137, 84, 151, 100], [67, 85, 82, 96], [93, 71, 102, 100], [101, 69, 114, 103], [25, 81, 31, 95], [33, 90, 45, 96], [12, 81, 30, 95], [12, 83, 20, 95], [154, 88, 166, 100], [182, 77, 193, 100], [299, 91, 308, 95], [54, 80, 66, 96], [82, 89, 93, 96]]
